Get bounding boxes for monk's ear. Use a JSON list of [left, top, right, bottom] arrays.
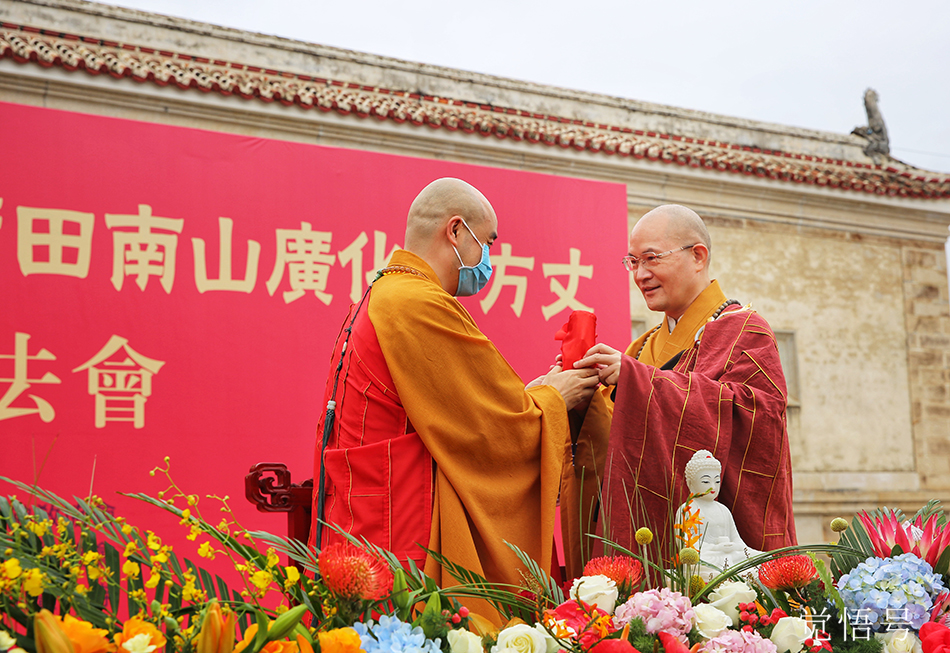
[[445, 216, 464, 246], [692, 243, 710, 269]]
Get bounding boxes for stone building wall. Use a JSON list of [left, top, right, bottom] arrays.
[[2, 0, 950, 542]]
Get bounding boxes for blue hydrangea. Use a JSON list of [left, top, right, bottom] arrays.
[[836, 552, 945, 631], [352, 615, 442, 653]]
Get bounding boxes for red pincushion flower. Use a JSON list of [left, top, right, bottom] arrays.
[[583, 556, 644, 594], [318, 542, 393, 600], [758, 555, 818, 591]]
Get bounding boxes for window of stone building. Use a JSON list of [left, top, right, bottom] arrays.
[[631, 319, 648, 340], [774, 330, 801, 407]]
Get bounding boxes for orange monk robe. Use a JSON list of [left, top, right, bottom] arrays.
[[626, 280, 731, 368], [371, 251, 568, 607]]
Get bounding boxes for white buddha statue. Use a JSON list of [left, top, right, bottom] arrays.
[[676, 450, 760, 580]]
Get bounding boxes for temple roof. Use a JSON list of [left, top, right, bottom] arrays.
[[3, 21, 949, 200]]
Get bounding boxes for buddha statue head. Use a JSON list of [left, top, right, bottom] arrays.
[[685, 450, 721, 501]]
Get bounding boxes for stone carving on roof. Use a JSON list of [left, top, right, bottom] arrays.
[[2, 24, 948, 200], [852, 88, 891, 164]]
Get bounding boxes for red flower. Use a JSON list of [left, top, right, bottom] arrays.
[[858, 511, 950, 570], [921, 622, 950, 653], [583, 556, 644, 595], [758, 555, 818, 591], [590, 638, 637, 653], [318, 541, 393, 600], [657, 632, 701, 653]]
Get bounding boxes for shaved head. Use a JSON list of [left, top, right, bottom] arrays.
[[634, 204, 711, 257], [628, 204, 712, 319], [405, 178, 495, 247], [401, 177, 498, 295]]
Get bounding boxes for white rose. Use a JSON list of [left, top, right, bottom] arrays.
[[706, 580, 756, 627], [876, 630, 923, 653], [534, 623, 561, 653], [449, 629, 485, 653], [770, 616, 813, 653], [692, 603, 732, 639], [493, 624, 548, 653], [570, 575, 619, 615]]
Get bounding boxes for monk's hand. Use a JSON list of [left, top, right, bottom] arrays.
[[573, 343, 622, 386], [542, 365, 601, 411], [525, 357, 561, 390]]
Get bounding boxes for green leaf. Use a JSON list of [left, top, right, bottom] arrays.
[[504, 540, 564, 605]]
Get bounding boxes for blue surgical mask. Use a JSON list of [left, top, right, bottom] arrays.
[[453, 220, 493, 297]]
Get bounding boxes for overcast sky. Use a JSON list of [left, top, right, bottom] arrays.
[[96, 0, 950, 173]]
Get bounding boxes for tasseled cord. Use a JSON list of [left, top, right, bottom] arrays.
[[314, 285, 371, 549]]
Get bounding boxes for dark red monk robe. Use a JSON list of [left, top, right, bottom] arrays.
[[603, 305, 796, 560]]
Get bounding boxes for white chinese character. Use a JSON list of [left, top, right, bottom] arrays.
[[192, 217, 261, 293], [17, 206, 95, 278], [842, 608, 874, 641], [106, 204, 184, 292], [0, 332, 61, 423], [540, 247, 593, 320], [337, 230, 401, 302], [479, 243, 535, 317], [265, 222, 335, 304], [72, 335, 165, 429]]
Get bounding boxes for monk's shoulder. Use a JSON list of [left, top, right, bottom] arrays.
[[704, 306, 777, 344], [370, 274, 474, 332]]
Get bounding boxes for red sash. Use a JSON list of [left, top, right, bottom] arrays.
[[310, 300, 434, 567]]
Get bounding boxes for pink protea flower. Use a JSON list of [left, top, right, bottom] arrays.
[[318, 541, 393, 600], [613, 588, 694, 642], [758, 555, 818, 591], [858, 510, 950, 570]]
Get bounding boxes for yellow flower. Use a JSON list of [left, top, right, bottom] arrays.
[[75, 584, 89, 596], [147, 533, 161, 551], [317, 628, 363, 653], [634, 527, 653, 545], [179, 509, 192, 523], [145, 568, 161, 589], [250, 570, 274, 591], [28, 520, 51, 537], [266, 549, 280, 569], [121, 525, 133, 536], [679, 547, 700, 566], [23, 568, 45, 597], [124, 542, 138, 557], [283, 566, 300, 591], [198, 542, 216, 560], [187, 526, 202, 542], [123, 560, 141, 578], [3, 558, 23, 584]]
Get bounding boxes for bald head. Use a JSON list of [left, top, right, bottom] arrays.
[[628, 204, 712, 319], [405, 178, 495, 248], [402, 178, 498, 295], [634, 205, 711, 262]]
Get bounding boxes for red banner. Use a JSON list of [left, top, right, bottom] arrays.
[[0, 101, 629, 568]]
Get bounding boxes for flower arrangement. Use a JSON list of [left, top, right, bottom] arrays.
[[4, 469, 950, 653]]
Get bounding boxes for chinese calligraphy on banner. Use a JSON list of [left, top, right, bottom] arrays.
[[0, 101, 629, 562]]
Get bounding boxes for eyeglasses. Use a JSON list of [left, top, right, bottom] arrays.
[[622, 244, 697, 272]]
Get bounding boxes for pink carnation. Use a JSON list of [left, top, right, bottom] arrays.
[[613, 588, 695, 641], [700, 629, 777, 653]]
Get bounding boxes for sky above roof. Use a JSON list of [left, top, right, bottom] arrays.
[[96, 0, 950, 174]]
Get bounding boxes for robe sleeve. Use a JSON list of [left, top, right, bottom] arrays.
[[604, 308, 796, 559], [370, 273, 568, 594]]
